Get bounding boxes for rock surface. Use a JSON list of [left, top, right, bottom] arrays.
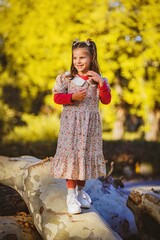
[[127, 187, 160, 240], [0, 155, 122, 240]]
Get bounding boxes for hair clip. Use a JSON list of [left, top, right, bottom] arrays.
[[73, 39, 79, 46], [85, 40, 91, 46], [73, 39, 92, 46]]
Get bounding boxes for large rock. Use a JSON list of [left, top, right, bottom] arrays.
[[127, 187, 160, 240], [0, 155, 121, 240]]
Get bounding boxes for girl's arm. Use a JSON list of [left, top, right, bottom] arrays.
[[86, 71, 111, 104], [98, 82, 111, 104], [54, 93, 73, 105], [54, 90, 87, 104]]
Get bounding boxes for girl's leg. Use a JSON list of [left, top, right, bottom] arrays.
[[66, 179, 81, 214], [66, 179, 77, 193], [76, 180, 86, 190]]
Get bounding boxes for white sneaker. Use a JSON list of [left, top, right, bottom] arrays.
[[67, 194, 81, 214], [77, 190, 92, 209]]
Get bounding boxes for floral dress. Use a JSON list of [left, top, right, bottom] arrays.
[[51, 73, 108, 180]]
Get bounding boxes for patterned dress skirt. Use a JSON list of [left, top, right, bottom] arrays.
[[51, 75, 106, 180]]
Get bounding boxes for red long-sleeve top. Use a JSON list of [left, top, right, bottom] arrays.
[[54, 75, 111, 105]]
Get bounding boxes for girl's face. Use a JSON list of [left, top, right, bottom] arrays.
[[73, 48, 92, 75]]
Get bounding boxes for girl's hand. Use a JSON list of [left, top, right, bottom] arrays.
[[71, 89, 87, 101], [87, 70, 104, 86]]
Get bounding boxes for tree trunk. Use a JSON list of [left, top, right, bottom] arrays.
[[127, 187, 160, 240], [112, 107, 125, 140], [0, 155, 122, 240], [85, 179, 137, 239], [0, 214, 43, 240], [145, 110, 160, 141]]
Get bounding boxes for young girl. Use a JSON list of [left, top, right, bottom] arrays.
[[51, 39, 111, 214]]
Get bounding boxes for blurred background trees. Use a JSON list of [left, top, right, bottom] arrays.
[[0, 0, 160, 143]]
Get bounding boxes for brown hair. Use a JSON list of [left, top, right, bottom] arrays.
[[69, 39, 101, 79]]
